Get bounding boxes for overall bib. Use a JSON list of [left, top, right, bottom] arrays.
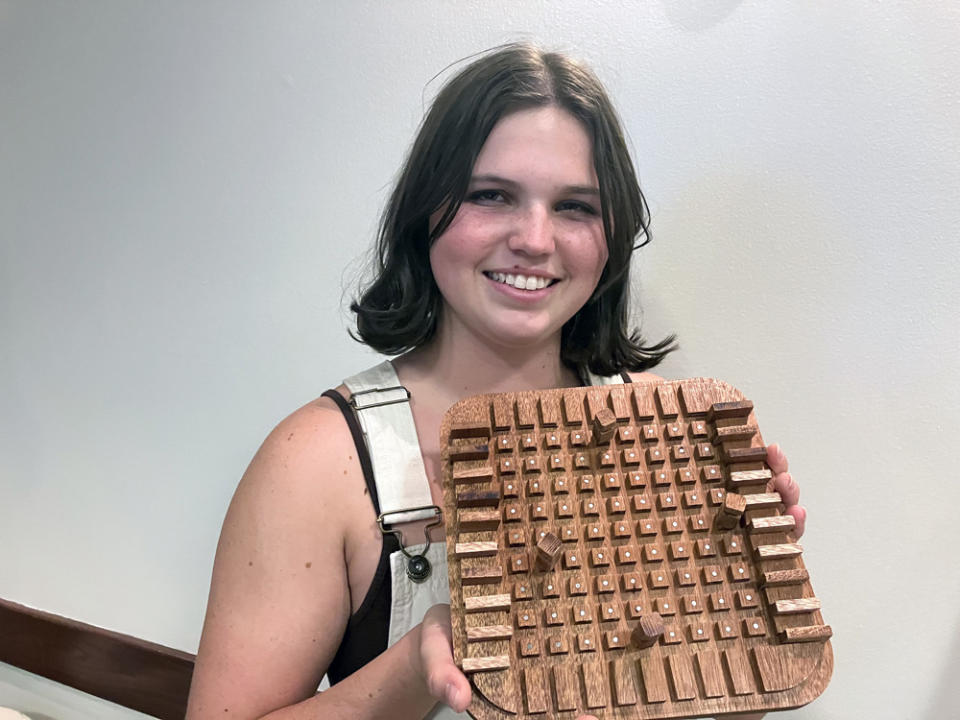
[[343, 361, 626, 718]]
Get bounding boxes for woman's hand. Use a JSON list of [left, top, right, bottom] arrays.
[[416, 604, 471, 712], [414, 604, 599, 719], [766, 443, 806, 538]]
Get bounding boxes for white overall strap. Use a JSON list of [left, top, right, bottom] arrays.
[[343, 360, 436, 525], [581, 367, 627, 386]]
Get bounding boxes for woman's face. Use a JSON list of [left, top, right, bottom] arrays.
[[429, 106, 608, 353]]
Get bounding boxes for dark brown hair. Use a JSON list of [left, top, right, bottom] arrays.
[[351, 43, 675, 374]]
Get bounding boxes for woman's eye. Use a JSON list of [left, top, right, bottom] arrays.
[[468, 189, 506, 203], [558, 200, 598, 215]]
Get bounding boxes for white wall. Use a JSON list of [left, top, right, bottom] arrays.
[[1, 1, 958, 718]]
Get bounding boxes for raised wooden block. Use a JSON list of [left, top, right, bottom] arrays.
[[756, 542, 804, 560], [708, 399, 754, 422], [534, 532, 562, 571], [464, 593, 511, 613], [462, 655, 511, 673], [631, 611, 664, 649], [716, 492, 747, 530], [592, 407, 617, 443], [749, 514, 797, 534], [729, 468, 772, 488], [781, 625, 834, 643]]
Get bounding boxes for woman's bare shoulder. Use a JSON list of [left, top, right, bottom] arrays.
[[238, 392, 348, 486]]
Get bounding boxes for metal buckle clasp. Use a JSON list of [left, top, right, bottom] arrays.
[[349, 385, 411, 411], [377, 505, 443, 583]]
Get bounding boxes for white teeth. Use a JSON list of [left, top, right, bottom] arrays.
[[486, 272, 551, 290]]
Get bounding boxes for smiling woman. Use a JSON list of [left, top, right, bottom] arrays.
[[185, 42, 801, 720]]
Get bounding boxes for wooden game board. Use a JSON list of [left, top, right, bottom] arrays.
[[440, 379, 832, 719]]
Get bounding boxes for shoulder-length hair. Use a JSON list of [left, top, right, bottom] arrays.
[[351, 42, 675, 375]]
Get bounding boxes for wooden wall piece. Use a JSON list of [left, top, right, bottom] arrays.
[[441, 378, 832, 719]]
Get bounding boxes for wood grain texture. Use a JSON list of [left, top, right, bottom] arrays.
[[0, 597, 193, 720], [441, 378, 832, 719]]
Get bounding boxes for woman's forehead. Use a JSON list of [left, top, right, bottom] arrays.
[[472, 107, 598, 189]]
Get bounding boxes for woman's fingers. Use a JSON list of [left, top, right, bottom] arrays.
[[786, 503, 807, 539], [419, 604, 472, 712], [766, 443, 789, 475], [767, 444, 805, 539]]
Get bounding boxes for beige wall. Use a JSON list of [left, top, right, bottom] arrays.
[[1, 1, 958, 717]]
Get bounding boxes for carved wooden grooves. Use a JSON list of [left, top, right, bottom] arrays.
[[441, 378, 832, 719]]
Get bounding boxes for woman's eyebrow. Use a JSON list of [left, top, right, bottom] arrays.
[[470, 174, 600, 196]]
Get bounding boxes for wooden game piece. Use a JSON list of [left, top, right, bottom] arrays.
[[655, 385, 680, 418], [449, 421, 491, 440], [695, 442, 715, 460], [760, 568, 810, 587], [748, 515, 796, 534], [612, 659, 639, 705], [708, 399, 754, 422], [712, 423, 757, 442], [457, 508, 500, 531], [728, 468, 772, 488], [452, 466, 494, 484], [455, 541, 498, 558], [464, 594, 511, 613], [551, 665, 578, 711], [773, 598, 822, 615], [462, 564, 502, 585], [492, 397, 513, 431], [723, 649, 755, 695], [537, 395, 561, 428], [780, 625, 834, 643], [467, 625, 513, 642], [696, 651, 726, 697], [743, 491, 782, 510], [561, 390, 583, 426], [534, 532, 562, 571], [756, 542, 804, 560], [639, 654, 669, 703], [449, 443, 489, 462], [630, 612, 664, 649], [701, 464, 722, 483], [724, 445, 768, 464], [516, 396, 537, 429], [716, 492, 747, 530], [455, 486, 499, 507], [522, 667, 549, 713], [462, 656, 511, 673], [609, 386, 631, 421], [668, 655, 697, 700], [631, 386, 656, 420]]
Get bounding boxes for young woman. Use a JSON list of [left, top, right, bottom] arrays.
[[186, 43, 806, 720]]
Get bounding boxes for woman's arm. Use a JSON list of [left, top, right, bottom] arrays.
[[185, 400, 460, 719]]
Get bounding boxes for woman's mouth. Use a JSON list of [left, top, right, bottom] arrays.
[[484, 271, 558, 291]]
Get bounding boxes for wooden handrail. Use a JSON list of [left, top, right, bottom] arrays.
[[0, 597, 195, 720]]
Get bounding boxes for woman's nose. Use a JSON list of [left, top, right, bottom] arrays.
[[507, 206, 556, 256]]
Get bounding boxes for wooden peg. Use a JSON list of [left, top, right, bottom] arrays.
[[535, 531, 562, 571], [716, 492, 747, 530], [631, 611, 665, 649], [592, 407, 617, 443], [708, 399, 754, 422]]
